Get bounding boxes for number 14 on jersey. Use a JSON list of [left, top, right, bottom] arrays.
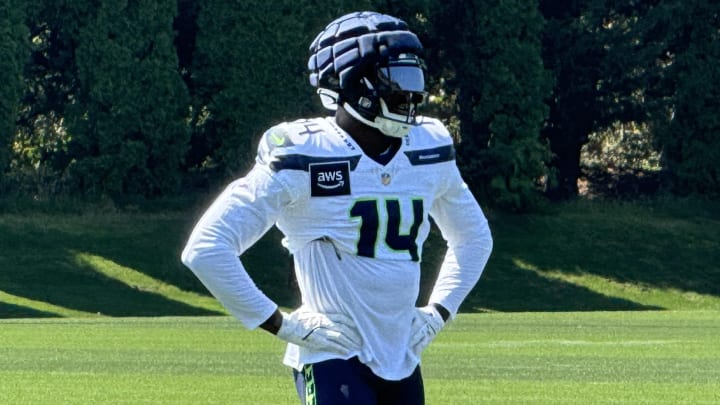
[[350, 198, 424, 261]]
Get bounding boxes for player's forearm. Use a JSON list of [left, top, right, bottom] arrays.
[[260, 309, 283, 335], [429, 221, 493, 318], [181, 169, 292, 329], [182, 244, 278, 329]]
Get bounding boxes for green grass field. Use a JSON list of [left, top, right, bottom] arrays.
[[1, 311, 718, 404], [1, 197, 718, 403]]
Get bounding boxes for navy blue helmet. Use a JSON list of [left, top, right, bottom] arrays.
[[308, 11, 427, 137]]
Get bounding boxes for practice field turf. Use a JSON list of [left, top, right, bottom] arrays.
[[1, 311, 718, 404]]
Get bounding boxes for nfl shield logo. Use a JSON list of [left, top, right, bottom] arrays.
[[381, 172, 391, 185]]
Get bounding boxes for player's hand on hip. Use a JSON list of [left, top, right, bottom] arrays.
[[277, 307, 362, 356], [410, 305, 446, 357]]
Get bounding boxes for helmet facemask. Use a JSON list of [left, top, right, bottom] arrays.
[[343, 53, 427, 138]]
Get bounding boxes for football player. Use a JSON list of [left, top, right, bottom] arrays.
[[181, 11, 493, 405]]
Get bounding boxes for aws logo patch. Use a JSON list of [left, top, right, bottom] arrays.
[[309, 161, 351, 197]]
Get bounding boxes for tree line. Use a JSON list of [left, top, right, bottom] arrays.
[[1, 0, 718, 210]]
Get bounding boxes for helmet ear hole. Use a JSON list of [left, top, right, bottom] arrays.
[[340, 76, 381, 122], [349, 93, 381, 122], [358, 97, 373, 110]]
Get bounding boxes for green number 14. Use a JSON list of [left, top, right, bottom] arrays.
[[349, 198, 424, 261]]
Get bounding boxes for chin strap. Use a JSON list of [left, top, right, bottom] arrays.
[[343, 102, 414, 138]]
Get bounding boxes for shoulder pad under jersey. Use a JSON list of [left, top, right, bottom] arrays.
[[403, 117, 456, 165], [256, 118, 362, 172]]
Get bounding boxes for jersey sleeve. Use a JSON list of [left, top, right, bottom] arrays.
[[428, 164, 493, 318], [181, 164, 295, 329]]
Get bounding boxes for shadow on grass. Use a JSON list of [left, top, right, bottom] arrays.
[[457, 201, 720, 312], [0, 302, 57, 318], [418, 219, 667, 313], [458, 260, 662, 312], [0, 214, 223, 318]]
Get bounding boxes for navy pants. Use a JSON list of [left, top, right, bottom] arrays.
[[293, 357, 424, 405]]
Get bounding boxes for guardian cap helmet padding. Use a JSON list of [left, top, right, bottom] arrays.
[[308, 11, 427, 137]]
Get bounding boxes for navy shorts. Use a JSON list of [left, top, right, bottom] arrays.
[[293, 357, 424, 405]]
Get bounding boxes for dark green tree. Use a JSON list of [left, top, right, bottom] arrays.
[[66, 0, 190, 197], [0, 0, 29, 182], [545, 0, 720, 198], [638, 1, 720, 196], [426, 0, 553, 209], [540, 1, 602, 199], [13, 1, 95, 194], [187, 1, 373, 181], [539, 0, 657, 199]]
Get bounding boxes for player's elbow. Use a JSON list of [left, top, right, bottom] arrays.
[[181, 241, 203, 272], [181, 233, 237, 275], [180, 243, 194, 269], [180, 237, 212, 272], [483, 222, 494, 253], [466, 219, 493, 263], [480, 226, 493, 262]]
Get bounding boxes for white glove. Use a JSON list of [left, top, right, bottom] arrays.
[[409, 305, 446, 357], [276, 308, 362, 356]]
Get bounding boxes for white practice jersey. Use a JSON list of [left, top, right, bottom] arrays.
[[182, 116, 492, 380]]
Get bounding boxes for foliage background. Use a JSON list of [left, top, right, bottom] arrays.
[[1, 0, 719, 208]]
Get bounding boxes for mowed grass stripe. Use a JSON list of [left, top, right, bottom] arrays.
[[1, 312, 718, 404], [2, 373, 298, 405]]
